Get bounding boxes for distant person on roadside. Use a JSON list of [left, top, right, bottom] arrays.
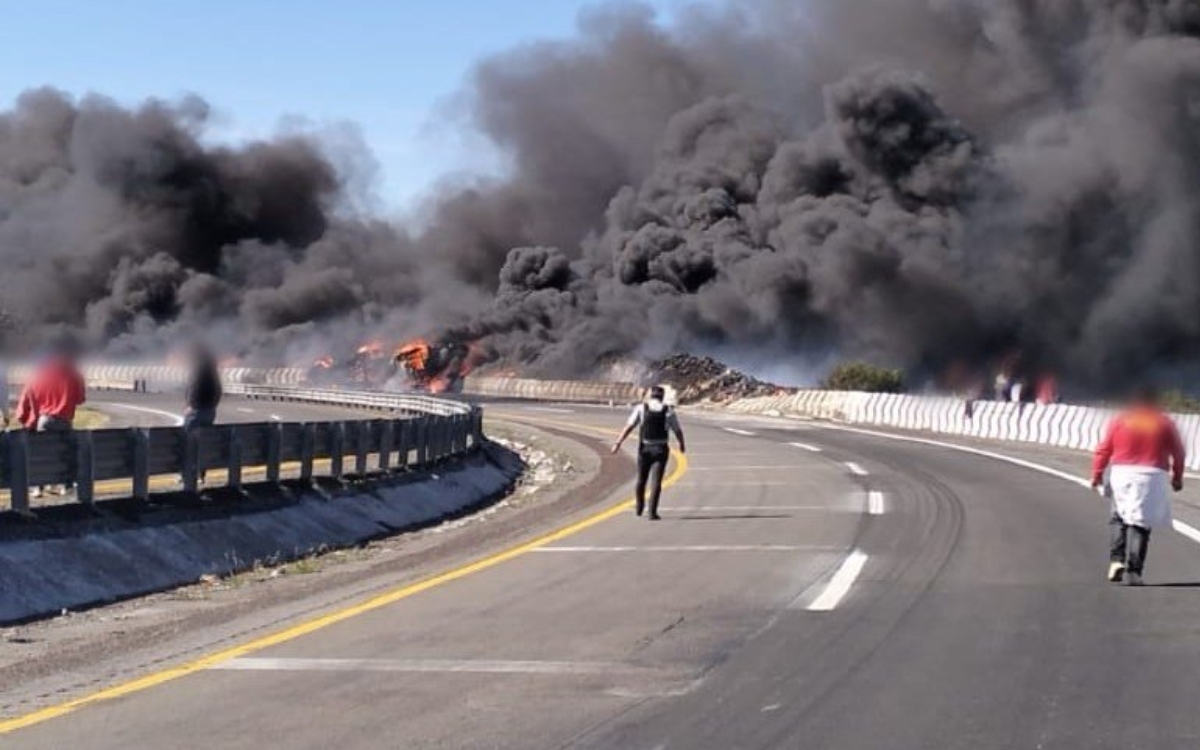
[[0, 357, 10, 428], [612, 385, 686, 520], [184, 343, 223, 431], [183, 343, 222, 485], [994, 370, 1012, 402], [1092, 386, 1185, 586], [1036, 373, 1059, 405], [17, 340, 86, 498]]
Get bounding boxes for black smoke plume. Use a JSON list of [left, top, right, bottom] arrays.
[[4, 1, 1200, 388]]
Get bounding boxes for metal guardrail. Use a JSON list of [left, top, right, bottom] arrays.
[[4, 387, 484, 518], [229, 383, 474, 417]]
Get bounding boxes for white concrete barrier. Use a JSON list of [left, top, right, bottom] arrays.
[[725, 390, 1200, 470]]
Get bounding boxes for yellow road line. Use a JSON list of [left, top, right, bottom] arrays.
[[0, 418, 687, 735]]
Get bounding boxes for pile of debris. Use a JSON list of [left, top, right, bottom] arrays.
[[644, 354, 787, 404]]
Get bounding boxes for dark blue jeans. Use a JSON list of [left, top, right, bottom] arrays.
[[1111, 513, 1152, 575], [184, 408, 216, 481], [184, 407, 216, 430]]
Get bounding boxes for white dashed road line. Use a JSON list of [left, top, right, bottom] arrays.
[[722, 428, 757, 437], [844, 462, 869, 477], [788, 442, 823, 453], [103, 402, 185, 426], [806, 550, 870, 612], [868, 491, 886, 516]]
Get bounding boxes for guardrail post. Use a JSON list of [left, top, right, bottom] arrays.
[[181, 429, 200, 494], [330, 422, 345, 479], [132, 429, 150, 501], [396, 419, 410, 469], [75, 431, 95, 506], [414, 418, 428, 466], [435, 418, 448, 460], [10, 431, 30, 516], [455, 415, 467, 454], [299, 424, 315, 483], [379, 420, 394, 472], [354, 422, 369, 475], [425, 417, 436, 464], [266, 423, 282, 484], [227, 425, 243, 490]]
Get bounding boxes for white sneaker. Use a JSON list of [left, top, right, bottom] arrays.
[[1108, 561, 1126, 583], [1126, 573, 1144, 587]]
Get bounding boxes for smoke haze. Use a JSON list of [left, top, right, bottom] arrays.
[[4, 0, 1200, 386]]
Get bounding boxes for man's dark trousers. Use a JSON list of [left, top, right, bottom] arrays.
[[636, 443, 670, 517]]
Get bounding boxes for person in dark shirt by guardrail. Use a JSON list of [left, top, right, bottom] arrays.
[[183, 343, 223, 486]]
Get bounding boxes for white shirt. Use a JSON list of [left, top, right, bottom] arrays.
[[625, 400, 681, 444]]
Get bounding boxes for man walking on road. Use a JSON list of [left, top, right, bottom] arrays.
[[1093, 386, 1186, 586], [612, 386, 685, 520]]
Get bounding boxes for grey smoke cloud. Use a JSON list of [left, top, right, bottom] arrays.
[[1, 1, 1199, 387]]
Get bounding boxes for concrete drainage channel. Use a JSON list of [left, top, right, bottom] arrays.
[[0, 386, 522, 625]]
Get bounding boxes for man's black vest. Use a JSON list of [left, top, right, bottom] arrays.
[[640, 403, 670, 445]]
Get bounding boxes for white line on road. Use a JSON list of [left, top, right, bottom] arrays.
[[213, 657, 652, 676], [235, 407, 255, 414], [806, 550, 869, 612], [103, 402, 184, 426], [789, 442, 823, 453], [812, 423, 1200, 549], [666, 505, 828, 512], [535, 545, 832, 553], [844, 462, 869, 476], [1173, 521, 1200, 545], [688, 466, 809, 472], [675, 481, 792, 487], [722, 427, 757, 437], [527, 406, 576, 414], [868, 491, 886, 516]]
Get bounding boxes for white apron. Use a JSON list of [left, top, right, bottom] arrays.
[[1109, 464, 1172, 530]]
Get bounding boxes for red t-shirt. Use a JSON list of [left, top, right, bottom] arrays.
[[16, 360, 86, 429], [1092, 407, 1185, 484]]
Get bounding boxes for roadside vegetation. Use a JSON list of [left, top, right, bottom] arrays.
[[1159, 390, 1200, 415], [822, 362, 906, 393]]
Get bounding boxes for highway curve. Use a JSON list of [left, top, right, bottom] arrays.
[[8, 401, 1200, 748]]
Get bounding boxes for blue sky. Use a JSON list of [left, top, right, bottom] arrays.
[[0, 0, 688, 210]]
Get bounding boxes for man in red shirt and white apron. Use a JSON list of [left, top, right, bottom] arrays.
[[1092, 386, 1186, 586]]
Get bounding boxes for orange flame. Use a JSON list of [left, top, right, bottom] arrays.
[[394, 338, 431, 373]]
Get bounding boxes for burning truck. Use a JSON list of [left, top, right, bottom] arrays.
[[306, 337, 479, 393], [393, 338, 476, 394]]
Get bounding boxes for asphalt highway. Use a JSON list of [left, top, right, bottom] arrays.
[[8, 399, 1200, 748]]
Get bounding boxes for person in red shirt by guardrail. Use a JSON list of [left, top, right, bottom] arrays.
[[16, 345, 86, 498], [1092, 386, 1185, 586]]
